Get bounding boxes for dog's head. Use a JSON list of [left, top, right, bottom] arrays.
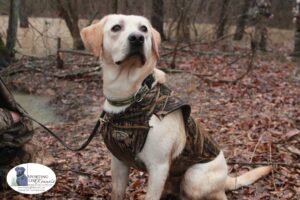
[[15, 167, 26, 176], [81, 14, 161, 67]]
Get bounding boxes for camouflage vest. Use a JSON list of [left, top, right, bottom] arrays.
[[101, 84, 220, 177]]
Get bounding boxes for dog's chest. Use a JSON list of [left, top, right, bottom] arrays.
[[101, 84, 220, 175], [102, 112, 150, 170]]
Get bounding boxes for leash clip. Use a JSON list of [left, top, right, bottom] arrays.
[[134, 83, 151, 103], [98, 117, 107, 123], [134, 90, 144, 102], [134, 73, 154, 103]]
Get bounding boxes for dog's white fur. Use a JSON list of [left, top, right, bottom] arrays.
[[81, 14, 272, 200]]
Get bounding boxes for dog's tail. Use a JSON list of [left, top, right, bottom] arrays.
[[225, 166, 272, 191]]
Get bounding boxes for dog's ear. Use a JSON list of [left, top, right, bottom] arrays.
[[151, 27, 161, 59], [80, 16, 108, 57]]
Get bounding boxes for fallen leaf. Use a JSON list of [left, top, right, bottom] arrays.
[[286, 146, 300, 156]]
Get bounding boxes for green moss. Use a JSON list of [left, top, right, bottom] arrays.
[[10, 176, 17, 186]]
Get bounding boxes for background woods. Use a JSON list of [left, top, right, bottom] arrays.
[[0, 0, 298, 59], [0, 0, 300, 200]]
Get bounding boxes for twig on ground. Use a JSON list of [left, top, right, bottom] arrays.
[[52, 67, 101, 79], [197, 48, 256, 85], [162, 49, 255, 85], [58, 49, 94, 57], [161, 68, 213, 78], [53, 168, 98, 177], [226, 52, 252, 66], [161, 33, 236, 58], [209, 49, 256, 84], [3, 62, 101, 79], [0, 67, 30, 77], [269, 134, 278, 193], [227, 161, 300, 169], [162, 46, 247, 57], [249, 132, 266, 163]]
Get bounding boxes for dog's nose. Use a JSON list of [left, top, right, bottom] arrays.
[[128, 33, 144, 45]]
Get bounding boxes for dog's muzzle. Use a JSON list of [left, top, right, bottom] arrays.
[[116, 33, 146, 65]]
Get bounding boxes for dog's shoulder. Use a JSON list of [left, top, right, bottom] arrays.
[[154, 84, 191, 123]]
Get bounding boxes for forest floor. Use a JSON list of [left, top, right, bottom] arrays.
[[0, 40, 300, 200]]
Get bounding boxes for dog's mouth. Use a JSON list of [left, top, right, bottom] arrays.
[[115, 47, 146, 66], [116, 53, 146, 66]]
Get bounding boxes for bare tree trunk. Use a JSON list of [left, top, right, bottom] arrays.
[[216, 0, 230, 39], [144, 0, 152, 20], [117, 0, 128, 14], [190, 0, 206, 40], [171, 0, 194, 42], [151, 0, 165, 40], [0, 36, 10, 69], [19, 0, 29, 28], [6, 0, 20, 58], [293, 5, 300, 57], [56, 0, 84, 50], [112, 0, 118, 13], [293, 21, 300, 56], [234, 0, 251, 41]]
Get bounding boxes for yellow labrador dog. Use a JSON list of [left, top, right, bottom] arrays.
[[81, 14, 272, 200]]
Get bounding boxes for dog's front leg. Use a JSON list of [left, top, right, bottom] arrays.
[[111, 155, 129, 200], [145, 163, 170, 200]]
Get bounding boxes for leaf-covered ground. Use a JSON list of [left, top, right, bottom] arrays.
[[1, 41, 300, 200]]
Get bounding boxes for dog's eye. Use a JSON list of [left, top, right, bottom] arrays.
[[140, 25, 148, 33], [111, 24, 121, 32]]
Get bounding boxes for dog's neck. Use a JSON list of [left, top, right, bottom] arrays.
[[101, 59, 166, 114]]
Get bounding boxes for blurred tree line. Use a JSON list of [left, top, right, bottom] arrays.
[[0, 0, 295, 29], [0, 0, 299, 69]]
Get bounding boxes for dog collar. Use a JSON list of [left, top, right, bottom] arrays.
[[106, 73, 155, 107]]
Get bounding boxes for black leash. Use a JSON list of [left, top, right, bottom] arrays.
[[24, 111, 106, 151]]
